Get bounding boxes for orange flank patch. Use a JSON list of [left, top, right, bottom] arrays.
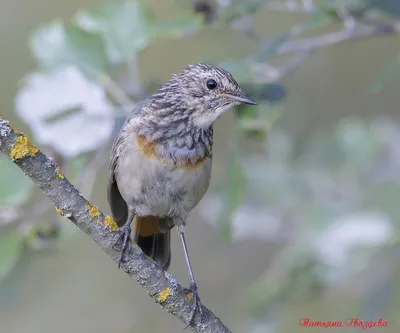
[[135, 216, 161, 237], [135, 133, 210, 169], [179, 155, 209, 170], [136, 134, 157, 158]]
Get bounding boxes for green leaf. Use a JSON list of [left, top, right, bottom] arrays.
[[0, 231, 24, 283], [29, 20, 108, 76], [0, 155, 33, 205], [303, 7, 335, 30], [74, 1, 153, 65], [152, 13, 203, 39], [220, 153, 247, 241]]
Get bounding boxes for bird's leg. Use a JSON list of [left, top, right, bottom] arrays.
[[113, 210, 135, 269], [176, 222, 203, 329]]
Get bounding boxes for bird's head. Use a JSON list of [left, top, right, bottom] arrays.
[[152, 63, 257, 129]]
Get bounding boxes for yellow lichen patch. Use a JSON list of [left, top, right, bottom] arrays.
[[104, 215, 118, 232], [86, 204, 100, 221], [186, 292, 194, 302], [10, 135, 39, 160], [55, 166, 65, 179], [157, 288, 171, 303]]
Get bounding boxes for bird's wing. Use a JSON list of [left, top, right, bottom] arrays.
[[107, 127, 129, 227], [107, 102, 146, 227], [107, 101, 149, 227]]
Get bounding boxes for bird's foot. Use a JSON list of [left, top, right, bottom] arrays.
[[112, 224, 132, 269], [181, 283, 203, 330]]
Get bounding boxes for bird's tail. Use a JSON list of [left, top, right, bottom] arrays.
[[133, 216, 171, 271]]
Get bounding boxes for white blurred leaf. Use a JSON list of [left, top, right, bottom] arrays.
[[199, 192, 282, 242], [315, 211, 393, 269], [15, 66, 114, 158], [231, 204, 281, 241]]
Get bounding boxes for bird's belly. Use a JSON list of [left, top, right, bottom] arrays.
[[116, 150, 212, 219]]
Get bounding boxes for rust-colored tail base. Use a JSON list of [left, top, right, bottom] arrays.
[[133, 216, 171, 271]]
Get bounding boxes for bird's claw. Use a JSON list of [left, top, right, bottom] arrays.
[[112, 224, 131, 269], [181, 283, 203, 330]]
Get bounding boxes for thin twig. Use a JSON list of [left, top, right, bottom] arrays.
[[277, 22, 400, 55], [278, 51, 310, 77], [256, 51, 310, 82], [101, 74, 135, 114]]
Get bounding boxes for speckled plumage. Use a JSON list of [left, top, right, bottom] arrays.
[[108, 63, 253, 224], [107, 63, 257, 326]]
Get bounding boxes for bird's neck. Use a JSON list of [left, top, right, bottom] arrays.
[[160, 126, 214, 164]]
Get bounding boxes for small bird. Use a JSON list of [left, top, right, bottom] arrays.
[[107, 63, 257, 325]]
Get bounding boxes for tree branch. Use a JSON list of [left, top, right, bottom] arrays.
[[0, 116, 231, 333], [277, 22, 400, 55]]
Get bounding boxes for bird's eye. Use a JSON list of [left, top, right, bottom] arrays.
[[206, 79, 217, 90]]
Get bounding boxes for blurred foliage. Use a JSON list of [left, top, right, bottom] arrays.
[[366, 0, 400, 17], [0, 231, 24, 283], [370, 53, 400, 94], [0, 156, 33, 206], [1, 0, 400, 331], [225, 117, 400, 317]]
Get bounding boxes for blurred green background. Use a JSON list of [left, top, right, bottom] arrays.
[[1, 0, 400, 332]]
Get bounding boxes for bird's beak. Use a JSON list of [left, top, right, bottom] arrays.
[[218, 93, 258, 105]]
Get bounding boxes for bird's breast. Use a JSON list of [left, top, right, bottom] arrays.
[[115, 132, 212, 219], [135, 133, 210, 169]]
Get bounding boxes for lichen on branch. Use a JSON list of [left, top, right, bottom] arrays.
[[0, 116, 231, 333]]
